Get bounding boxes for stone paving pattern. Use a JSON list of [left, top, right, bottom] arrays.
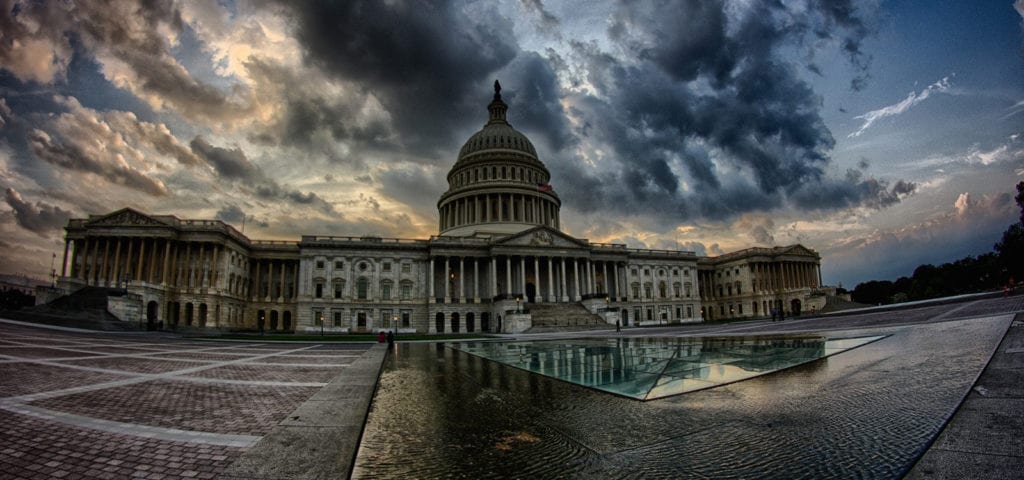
[[0, 321, 373, 479]]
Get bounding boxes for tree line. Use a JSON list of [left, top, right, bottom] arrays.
[[851, 182, 1023, 305]]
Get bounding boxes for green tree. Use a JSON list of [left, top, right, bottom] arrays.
[[994, 181, 1024, 282]]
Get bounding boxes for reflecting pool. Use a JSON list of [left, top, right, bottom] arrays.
[[353, 317, 1009, 479], [451, 335, 884, 400]]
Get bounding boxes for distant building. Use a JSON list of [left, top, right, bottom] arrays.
[[56, 83, 823, 332]]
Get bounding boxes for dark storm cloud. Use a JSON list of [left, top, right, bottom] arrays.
[[242, 58, 390, 158], [4, 187, 72, 234], [215, 204, 245, 224], [547, 1, 901, 224], [190, 136, 335, 213], [190, 136, 259, 181], [274, 0, 518, 153], [28, 128, 168, 196], [497, 52, 573, 151], [519, 0, 561, 37], [0, 1, 244, 121]]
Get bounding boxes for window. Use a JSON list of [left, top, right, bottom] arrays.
[[358, 262, 368, 272], [333, 311, 342, 327], [333, 280, 344, 299], [316, 260, 324, 269], [673, 283, 681, 297], [631, 269, 638, 277], [334, 260, 343, 269], [644, 269, 650, 276], [383, 262, 392, 272], [401, 310, 411, 328], [381, 282, 392, 300], [357, 311, 366, 327], [738, 304, 743, 314], [401, 282, 412, 300], [684, 269, 690, 277], [313, 309, 323, 326], [382, 310, 393, 328], [315, 282, 323, 298], [631, 283, 640, 299], [357, 278, 369, 299], [401, 262, 411, 273], [644, 284, 652, 299]]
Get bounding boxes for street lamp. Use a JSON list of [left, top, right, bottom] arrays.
[[319, 312, 324, 336], [515, 296, 521, 313]]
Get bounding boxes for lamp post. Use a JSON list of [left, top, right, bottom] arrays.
[[515, 296, 521, 313], [319, 312, 324, 336]]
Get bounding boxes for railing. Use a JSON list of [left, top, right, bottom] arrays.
[[301, 235, 428, 244]]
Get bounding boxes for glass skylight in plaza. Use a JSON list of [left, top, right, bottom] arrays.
[[451, 335, 886, 400]]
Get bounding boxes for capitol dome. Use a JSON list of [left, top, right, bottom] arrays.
[[437, 81, 561, 236]]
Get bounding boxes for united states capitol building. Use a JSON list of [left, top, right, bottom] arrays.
[[53, 83, 826, 333]]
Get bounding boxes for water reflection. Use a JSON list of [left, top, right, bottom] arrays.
[[451, 335, 884, 400]]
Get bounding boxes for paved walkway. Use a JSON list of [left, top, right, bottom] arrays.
[[904, 312, 1024, 479], [0, 319, 382, 479], [1, 294, 1020, 478]]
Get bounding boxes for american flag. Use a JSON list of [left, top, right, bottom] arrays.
[[536, 183, 553, 192]]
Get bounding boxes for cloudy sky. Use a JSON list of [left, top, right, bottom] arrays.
[[1, 0, 1022, 288]]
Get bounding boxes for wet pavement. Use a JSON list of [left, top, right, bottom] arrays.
[[353, 296, 1024, 479], [0, 295, 1021, 479]]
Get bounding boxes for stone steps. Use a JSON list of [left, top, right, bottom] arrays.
[[525, 302, 609, 333]]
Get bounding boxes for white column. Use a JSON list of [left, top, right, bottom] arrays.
[[473, 258, 480, 302], [613, 262, 620, 299], [428, 258, 435, 300], [520, 257, 526, 302], [602, 262, 609, 295], [626, 265, 633, 300], [444, 257, 451, 302], [459, 257, 465, 302], [534, 257, 540, 302], [547, 257, 554, 302], [491, 257, 497, 299], [503, 256, 511, 295], [560, 258, 568, 302], [573, 259, 580, 301]]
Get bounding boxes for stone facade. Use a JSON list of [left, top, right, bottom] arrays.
[[56, 82, 824, 332]]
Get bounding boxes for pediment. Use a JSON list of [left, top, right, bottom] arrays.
[[87, 208, 171, 227], [779, 244, 817, 257], [494, 227, 589, 249]]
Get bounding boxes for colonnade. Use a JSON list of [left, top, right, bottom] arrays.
[[249, 259, 298, 301], [750, 261, 820, 292], [698, 260, 821, 301], [438, 192, 560, 232], [65, 237, 226, 290], [427, 255, 619, 303]]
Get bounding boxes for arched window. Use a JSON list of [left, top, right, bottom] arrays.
[[381, 280, 393, 300], [451, 312, 460, 333], [333, 279, 345, 299]]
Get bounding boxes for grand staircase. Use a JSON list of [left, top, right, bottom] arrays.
[[524, 302, 610, 333], [2, 287, 140, 331]]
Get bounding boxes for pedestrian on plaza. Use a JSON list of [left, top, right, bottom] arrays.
[[387, 330, 395, 345], [771, 308, 777, 322], [616, 319, 621, 332], [377, 331, 386, 343]]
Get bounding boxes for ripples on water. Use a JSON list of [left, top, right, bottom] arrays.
[[352, 318, 1006, 479]]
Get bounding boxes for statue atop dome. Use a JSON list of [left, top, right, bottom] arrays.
[[494, 79, 501, 99]]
